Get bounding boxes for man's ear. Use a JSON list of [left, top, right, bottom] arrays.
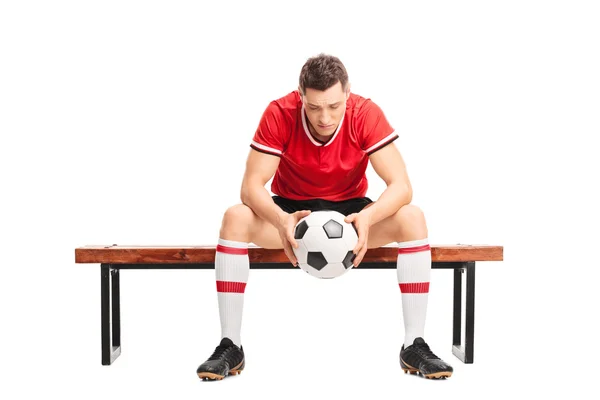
[[345, 83, 351, 99], [298, 86, 304, 101]]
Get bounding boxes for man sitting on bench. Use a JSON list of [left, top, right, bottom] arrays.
[[196, 53, 453, 380]]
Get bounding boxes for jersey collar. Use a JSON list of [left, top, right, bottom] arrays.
[[301, 105, 345, 147]]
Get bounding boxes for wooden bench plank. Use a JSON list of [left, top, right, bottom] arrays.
[[75, 244, 503, 264]]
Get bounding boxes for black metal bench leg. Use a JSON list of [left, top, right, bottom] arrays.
[[452, 261, 475, 363], [101, 264, 122, 365]]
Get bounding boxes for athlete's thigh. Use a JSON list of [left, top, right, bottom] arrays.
[[359, 201, 397, 248], [246, 206, 283, 249], [364, 201, 401, 248]]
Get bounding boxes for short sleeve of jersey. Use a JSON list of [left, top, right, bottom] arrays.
[[356, 100, 398, 155], [250, 101, 288, 157]]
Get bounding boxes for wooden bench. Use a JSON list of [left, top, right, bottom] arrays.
[[75, 244, 503, 366]]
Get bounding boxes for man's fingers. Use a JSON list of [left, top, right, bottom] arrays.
[[354, 236, 365, 255], [353, 253, 363, 267], [353, 223, 368, 253], [296, 210, 311, 219], [287, 234, 298, 249], [287, 254, 297, 266], [283, 243, 297, 266], [354, 245, 368, 267], [353, 253, 362, 267]]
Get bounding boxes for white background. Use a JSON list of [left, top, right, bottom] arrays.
[[1, 0, 599, 398]]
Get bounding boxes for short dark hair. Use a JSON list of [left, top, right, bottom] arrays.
[[299, 53, 349, 94]]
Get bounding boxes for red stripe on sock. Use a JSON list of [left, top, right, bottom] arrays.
[[216, 280, 247, 293], [216, 244, 248, 255], [397, 244, 430, 254], [399, 282, 430, 293]]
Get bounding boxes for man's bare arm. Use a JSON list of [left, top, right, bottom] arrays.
[[364, 143, 413, 225], [240, 148, 287, 227]]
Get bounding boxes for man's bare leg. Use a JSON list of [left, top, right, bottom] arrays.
[[220, 203, 283, 248]]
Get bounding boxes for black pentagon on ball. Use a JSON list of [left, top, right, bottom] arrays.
[[322, 219, 343, 239], [294, 220, 309, 239], [342, 251, 356, 269], [307, 252, 328, 271]]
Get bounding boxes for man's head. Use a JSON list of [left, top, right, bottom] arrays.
[[299, 54, 350, 138]]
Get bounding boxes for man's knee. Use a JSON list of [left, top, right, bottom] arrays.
[[395, 204, 428, 239], [220, 204, 255, 239], [397, 204, 426, 224]]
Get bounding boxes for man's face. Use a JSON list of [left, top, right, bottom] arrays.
[[301, 81, 349, 137]]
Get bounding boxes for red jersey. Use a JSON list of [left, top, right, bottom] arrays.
[[250, 91, 397, 201]]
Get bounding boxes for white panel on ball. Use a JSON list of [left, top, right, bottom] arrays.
[[294, 240, 309, 264], [319, 238, 349, 263], [316, 262, 347, 279], [342, 225, 359, 250], [304, 211, 337, 227], [301, 226, 330, 252]]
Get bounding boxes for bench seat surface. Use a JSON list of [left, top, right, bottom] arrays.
[[75, 244, 503, 264]]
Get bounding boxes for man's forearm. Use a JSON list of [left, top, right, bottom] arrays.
[[240, 185, 288, 228], [364, 182, 412, 226]]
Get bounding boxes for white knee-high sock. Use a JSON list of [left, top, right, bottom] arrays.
[[215, 238, 249, 347], [397, 238, 431, 348]]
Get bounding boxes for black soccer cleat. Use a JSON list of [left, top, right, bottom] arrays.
[[399, 337, 453, 379], [196, 337, 245, 381]]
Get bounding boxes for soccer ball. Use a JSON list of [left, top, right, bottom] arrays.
[[292, 210, 358, 279]]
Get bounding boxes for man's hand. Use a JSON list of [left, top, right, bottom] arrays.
[[277, 210, 312, 266], [344, 210, 373, 267]]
